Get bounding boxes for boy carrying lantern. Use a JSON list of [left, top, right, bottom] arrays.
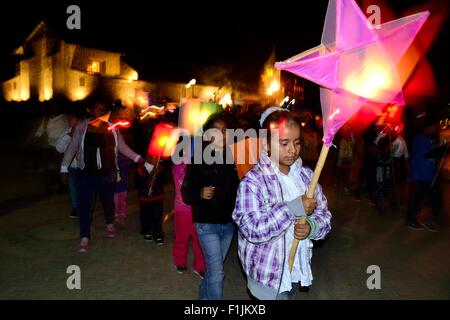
[[136, 122, 177, 245]]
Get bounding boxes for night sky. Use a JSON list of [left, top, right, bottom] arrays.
[[0, 0, 448, 99]]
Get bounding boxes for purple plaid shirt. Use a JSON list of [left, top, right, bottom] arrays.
[[232, 153, 332, 290]]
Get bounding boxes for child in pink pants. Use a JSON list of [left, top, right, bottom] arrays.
[[172, 163, 205, 276]]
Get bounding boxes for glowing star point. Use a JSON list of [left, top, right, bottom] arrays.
[[275, 0, 428, 146]]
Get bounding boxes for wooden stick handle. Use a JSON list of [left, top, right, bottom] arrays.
[[306, 144, 330, 197], [288, 144, 330, 272], [431, 143, 448, 188], [288, 216, 306, 271]]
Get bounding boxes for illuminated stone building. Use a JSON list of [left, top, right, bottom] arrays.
[[1, 21, 233, 113]]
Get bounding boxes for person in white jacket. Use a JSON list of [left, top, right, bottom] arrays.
[[60, 100, 149, 252], [56, 112, 83, 219], [33, 103, 69, 194]]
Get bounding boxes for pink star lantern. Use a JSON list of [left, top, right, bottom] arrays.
[[275, 0, 429, 146]]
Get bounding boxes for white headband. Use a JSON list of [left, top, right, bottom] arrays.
[[259, 107, 290, 127]]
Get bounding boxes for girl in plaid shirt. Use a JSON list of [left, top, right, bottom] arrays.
[[232, 110, 332, 300]]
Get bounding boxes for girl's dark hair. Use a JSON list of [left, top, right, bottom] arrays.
[[67, 107, 86, 119], [202, 113, 228, 132]]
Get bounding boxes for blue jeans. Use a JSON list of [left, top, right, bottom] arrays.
[[68, 168, 80, 210], [78, 171, 115, 239], [195, 222, 234, 300]]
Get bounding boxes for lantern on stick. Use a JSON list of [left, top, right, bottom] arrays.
[[275, 0, 429, 271], [147, 122, 178, 159], [146, 122, 178, 196]]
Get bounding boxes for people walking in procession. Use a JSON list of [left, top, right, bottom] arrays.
[[405, 117, 444, 232], [60, 99, 147, 252]]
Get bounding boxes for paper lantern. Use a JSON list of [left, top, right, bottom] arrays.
[[231, 136, 261, 180], [178, 99, 202, 135], [274, 0, 429, 272], [200, 102, 222, 123], [275, 0, 429, 146], [178, 99, 222, 136], [147, 123, 178, 159]]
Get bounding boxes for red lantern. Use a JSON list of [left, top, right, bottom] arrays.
[[147, 123, 177, 159]]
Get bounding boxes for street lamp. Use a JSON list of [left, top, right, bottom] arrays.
[[186, 79, 196, 98]]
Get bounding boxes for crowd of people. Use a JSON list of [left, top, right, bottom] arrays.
[[330, 117, 445, 231], [30, 97, 446, 300]]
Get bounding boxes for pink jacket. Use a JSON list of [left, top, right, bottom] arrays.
[[172, 163, 192, 213]]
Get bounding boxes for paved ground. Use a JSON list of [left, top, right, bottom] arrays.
[[1, 125, 449, 300]]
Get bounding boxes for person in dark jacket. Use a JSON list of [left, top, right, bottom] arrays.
[[181, 113, 240, 300], [405, 118, 444, 231], [60, 100, 146, 252], [135, 155, 169, 245], [374, 136, 395, 212]]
